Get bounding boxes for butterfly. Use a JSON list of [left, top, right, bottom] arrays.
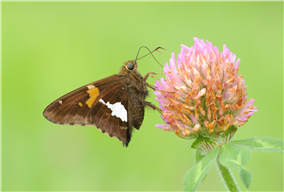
[[43, 47, 164, 147]]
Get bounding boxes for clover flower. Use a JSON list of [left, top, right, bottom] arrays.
[[154, 38, 257, 142]]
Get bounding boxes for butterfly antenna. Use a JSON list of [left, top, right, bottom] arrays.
[[135, 46, 165, 68]]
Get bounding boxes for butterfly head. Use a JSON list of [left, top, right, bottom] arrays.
[[123, 60, 138, 71]]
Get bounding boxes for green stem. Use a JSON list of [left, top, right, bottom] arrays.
[[216, 159, 240, 192]]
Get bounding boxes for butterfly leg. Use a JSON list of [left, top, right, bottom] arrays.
[[142, 73, 164, 115], [143, 101, 163, 114], [145, 82, 155, 90], [142, 72, 165, 82]]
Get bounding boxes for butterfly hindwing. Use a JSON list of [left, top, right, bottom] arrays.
[[90, 81, 131, 145]]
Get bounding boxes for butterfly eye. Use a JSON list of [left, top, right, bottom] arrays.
[[127, 62, 134, 70]]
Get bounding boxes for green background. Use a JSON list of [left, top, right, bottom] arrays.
[[2, 2, 283, 191]]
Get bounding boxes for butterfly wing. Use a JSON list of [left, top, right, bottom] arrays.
[[43, 74, 133, 146], [89, 80, 132, 146]]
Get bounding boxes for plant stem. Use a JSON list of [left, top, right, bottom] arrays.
[[216, 160, 240, 192]]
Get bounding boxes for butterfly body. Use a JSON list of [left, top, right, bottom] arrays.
[[43, 60, 150, 147]]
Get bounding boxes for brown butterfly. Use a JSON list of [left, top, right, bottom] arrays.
[[43, 47, 164, 147]]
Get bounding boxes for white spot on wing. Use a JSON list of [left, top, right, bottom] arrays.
[[59, 100, 62, 104], [99, 99, 127, 122], [99, 99, 105, 104], [87, 85, 95, 89]]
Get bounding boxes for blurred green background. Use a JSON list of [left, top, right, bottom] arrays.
[[2, 1, 283, 191]]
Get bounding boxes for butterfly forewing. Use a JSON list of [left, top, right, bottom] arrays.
[[43, 87, 91, 124], [43, 75, 122, 124], [43, 74, 133, 145]]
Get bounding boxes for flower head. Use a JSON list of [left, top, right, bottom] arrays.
[[154, 38, 257, 141]]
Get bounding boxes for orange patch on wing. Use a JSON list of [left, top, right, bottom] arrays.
[[87, 87, 99, 97], [86, 87, 100, 108]]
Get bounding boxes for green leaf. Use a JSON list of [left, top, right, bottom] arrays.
[[217, 160, 240, 192], [195, 150, 208, 182], [195, 149, 205, 163], [229, 137, 284, 153], [219, 144, 251, 169], [239, 168, 252, 189], [183, 147, 219, 192]]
